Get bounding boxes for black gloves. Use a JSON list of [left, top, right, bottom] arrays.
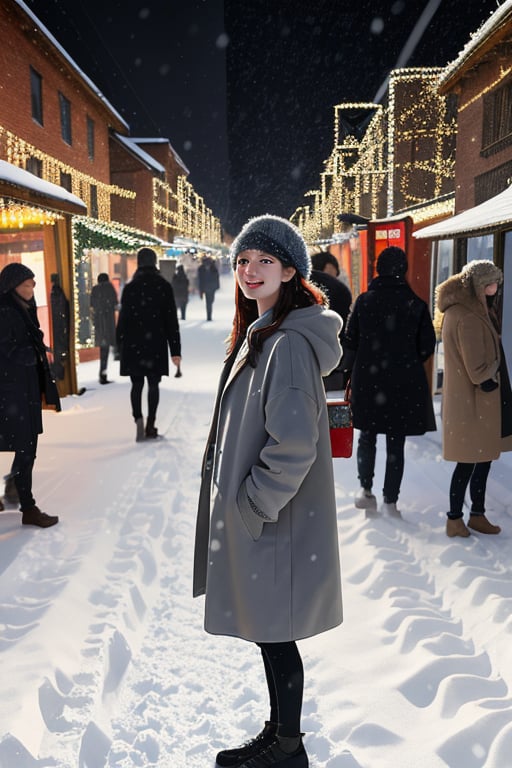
[[480, 378, 498, 392]]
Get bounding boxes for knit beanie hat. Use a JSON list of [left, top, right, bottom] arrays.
[[137, 247, 157, 267], [0, 262, 35, 294], [376, 246, 408, 277], [461, 259, 502, 289], [230, 215, 311, 279]]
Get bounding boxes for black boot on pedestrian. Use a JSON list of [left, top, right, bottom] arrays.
[[145, 418, 158, 439], [135, 417, 145, 442], [99, 373, 112, 384], [4, 475, 19, 505], [22, 506, 59, 528], [216, 722, 278, 767], [239, 735, 308, 768]]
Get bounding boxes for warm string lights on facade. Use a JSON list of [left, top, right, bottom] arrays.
[[0, 198, 63, 228], [0, 126, 135, 223], [294, 68, 457, 241], [458, 63, 512, 112]]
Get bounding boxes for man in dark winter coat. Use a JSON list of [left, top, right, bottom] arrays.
[[342, 246, 436, 518], [0, 262, 60, 527], [90, 273, 118, 384], [197, 256, 220, 321], [117, 248, 181, 441]]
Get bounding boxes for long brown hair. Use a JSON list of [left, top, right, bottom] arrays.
[[227, 272, 326, 367]]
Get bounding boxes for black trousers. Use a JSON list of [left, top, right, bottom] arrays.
[[99, 344, 109, 376], [11, 439, 38, 511], [257, 641, 304, 737], [130, 374, 161, 422], [448, 461, 491, 519], [357, 430, 406, 503]]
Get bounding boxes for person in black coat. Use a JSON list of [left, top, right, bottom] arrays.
[[342, 246, 436, 517], [0, 262, 60, 527], [310, 251, 353, 390], [197, 256, 220, 321], [117, 248, 182, 441], [171, 264, 189, 320], [90, 273, 118, 384]]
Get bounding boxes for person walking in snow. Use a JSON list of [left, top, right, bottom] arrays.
[[193, 215, 343, 768], [171, 264, 190, 320], [436, 260, 512, 537], [197, 255, 220, 321], [90, 273, 118, 385], [0, 263, 60, 527], [116, 248, 181, 442], [342, 246, 436, 518]]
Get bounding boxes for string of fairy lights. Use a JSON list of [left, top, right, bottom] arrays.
[[0, 125, 221, 244], [292, 68, 459, 240]]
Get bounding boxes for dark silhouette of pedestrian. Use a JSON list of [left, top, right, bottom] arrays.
[[90, 273, 118, 384], [197, 256, 220, 321], [171, 264, 189, 320], [0, 263, 60, 527], [117, 248, 181, 441], [343, 246, 436, 518]]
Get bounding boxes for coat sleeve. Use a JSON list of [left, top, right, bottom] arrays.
[[164, 284, 181, 356], [417, 302, 436, 362], [237, 386, 320, 540], [456, 314, 500, 384]]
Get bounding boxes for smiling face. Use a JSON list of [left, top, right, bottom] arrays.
[[15, 277, 36, 302], [236, 249, 296, 315]]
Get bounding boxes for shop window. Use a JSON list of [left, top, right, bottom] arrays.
[[26, 156, 42, 177], [59, 92, 72, 145], [87, 116, 95, 161], [90, 185, 98, 218], [482, 81, 512, 155], [60, 172, 72, 192], [30, 67, 43, 125]]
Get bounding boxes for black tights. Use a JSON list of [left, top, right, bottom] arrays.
[[11, 442, 38, 511], [257, 641, 304, 737], [130, 375, 161, 422], [448, 461, 491, 519]]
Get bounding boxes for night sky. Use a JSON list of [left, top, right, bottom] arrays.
[[25, 0, 500, 236]]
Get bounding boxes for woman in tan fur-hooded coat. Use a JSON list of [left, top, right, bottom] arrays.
[[436, 259, 512, 538]]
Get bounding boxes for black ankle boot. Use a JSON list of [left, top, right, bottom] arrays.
[[216, 722, 277, 767], [145, 418, 158, 439], [22, 506, 59, 528], [4, 475, 19, 504], [238, 735, 308, 767]]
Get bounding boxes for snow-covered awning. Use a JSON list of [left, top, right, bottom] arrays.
[[0, 159, 87, 215], [413, 185, 512, 240]]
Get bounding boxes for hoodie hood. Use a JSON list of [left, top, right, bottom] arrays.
[[278, 305, 342, 376]]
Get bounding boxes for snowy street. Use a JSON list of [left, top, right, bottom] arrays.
[[2, 272, 512, 768]]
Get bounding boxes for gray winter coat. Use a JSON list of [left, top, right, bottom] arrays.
[[193, 305, 343, 643]]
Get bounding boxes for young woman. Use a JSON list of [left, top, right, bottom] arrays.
[[436, 259, 512, 537], [193, 215, 343, 768]]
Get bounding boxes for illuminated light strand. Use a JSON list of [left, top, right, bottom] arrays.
[[0, 198, 63, 228], [293, 68, 456, 240], [458, 63, 512, 112]]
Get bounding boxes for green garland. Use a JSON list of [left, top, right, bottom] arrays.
[[73, 217, 162, 253]]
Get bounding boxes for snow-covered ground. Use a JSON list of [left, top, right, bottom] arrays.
[[2, 272, 512, 768]]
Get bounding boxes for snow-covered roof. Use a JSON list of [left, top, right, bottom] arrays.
[[113, 134, 166, 174], [0, 158, 87, 213], [439, 0, 512, 89], [15, 0, 129, 131], [131, 137, 190, 175], [413, 184, 512, 240]]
